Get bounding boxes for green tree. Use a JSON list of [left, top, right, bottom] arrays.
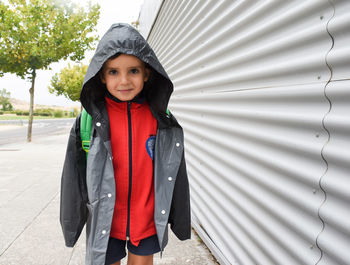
[[49, 63, 88, 102], [0, 88, 13, 111], [0, 0, 100, 141]]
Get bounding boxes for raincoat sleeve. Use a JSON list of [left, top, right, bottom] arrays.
[[60, 115, 88, 247], [169, 151, 191, 240]]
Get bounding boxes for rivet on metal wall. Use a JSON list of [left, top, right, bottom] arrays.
[[320, 15, 324, 20]]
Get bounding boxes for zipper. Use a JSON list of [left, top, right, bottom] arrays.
[[126, 101, 132, 241]]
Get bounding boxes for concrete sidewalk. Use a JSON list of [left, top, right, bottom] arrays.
[[0, 132, 218, 265]]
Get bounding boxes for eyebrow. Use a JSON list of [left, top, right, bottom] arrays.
[[105, 64, 143, 69]]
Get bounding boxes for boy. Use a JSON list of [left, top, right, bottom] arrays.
[[60, 23, 190, 265]]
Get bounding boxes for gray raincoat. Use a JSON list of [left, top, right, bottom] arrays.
[[60, 23, 191, 265]]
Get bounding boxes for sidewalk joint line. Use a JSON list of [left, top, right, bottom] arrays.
[[0, 191, 59, 257]]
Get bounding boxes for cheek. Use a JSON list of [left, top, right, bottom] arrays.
[[134, 77, 145, 88], [139, 80, 146, 90], [105, 76, 117, 85]]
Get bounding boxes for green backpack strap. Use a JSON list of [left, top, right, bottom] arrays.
[[80, 108, 92, 159]]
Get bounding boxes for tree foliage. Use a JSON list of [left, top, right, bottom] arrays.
[[49, 63, 88, 102], [0, 0, 100, 78], [0, 0, 100, 141], [0, 88, 13, 111]]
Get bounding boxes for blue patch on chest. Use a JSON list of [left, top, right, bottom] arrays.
[[146, 136, 156, 160]]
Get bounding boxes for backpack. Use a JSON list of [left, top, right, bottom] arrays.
[[80, 108, 92, 159], [80, 107, 171, 158]]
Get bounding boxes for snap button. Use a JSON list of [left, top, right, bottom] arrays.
[[107, 193, 112, 198], [176, 143, 180, 147], [168, 177, 173, 182], [96, 122, 101, 127], [161, 210, 166, 215], [102, 230, 106, 235]]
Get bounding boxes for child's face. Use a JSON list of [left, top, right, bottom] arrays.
[[101, 54, 150, 101]]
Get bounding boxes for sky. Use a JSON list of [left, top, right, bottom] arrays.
[[0, 0, 144, 107]]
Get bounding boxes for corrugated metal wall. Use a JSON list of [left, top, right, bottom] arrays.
[[140, 0, 350, 264]]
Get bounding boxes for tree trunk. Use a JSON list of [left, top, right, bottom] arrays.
[[27, 69, 36, 142]]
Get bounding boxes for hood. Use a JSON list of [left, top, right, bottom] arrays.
[[80, 23, 173, 117]]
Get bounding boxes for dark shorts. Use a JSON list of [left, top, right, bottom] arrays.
[[105, 234, 161, 265]]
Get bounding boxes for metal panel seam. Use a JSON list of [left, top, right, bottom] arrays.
[[191, 220, 230, 265], [316, 1, 335, 264]]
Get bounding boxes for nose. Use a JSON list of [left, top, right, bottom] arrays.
[[119, 73, 129, 85]]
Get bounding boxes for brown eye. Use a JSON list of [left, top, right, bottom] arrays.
[[130, 68, 139, 74], [109, 70, 117, 75]]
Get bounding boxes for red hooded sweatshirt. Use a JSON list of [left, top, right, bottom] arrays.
[[106, 96, 157, 246]]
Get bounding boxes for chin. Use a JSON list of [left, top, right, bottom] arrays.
[[117, 95, 134, 101]]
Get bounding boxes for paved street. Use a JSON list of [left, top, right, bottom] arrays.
[[0, 118, 75, 146], [0, 128, 218, 265]]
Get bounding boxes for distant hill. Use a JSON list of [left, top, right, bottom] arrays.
[[10, 98, 80, 111]]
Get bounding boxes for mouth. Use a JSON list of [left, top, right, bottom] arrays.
[[118, 89, 133, 93]]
